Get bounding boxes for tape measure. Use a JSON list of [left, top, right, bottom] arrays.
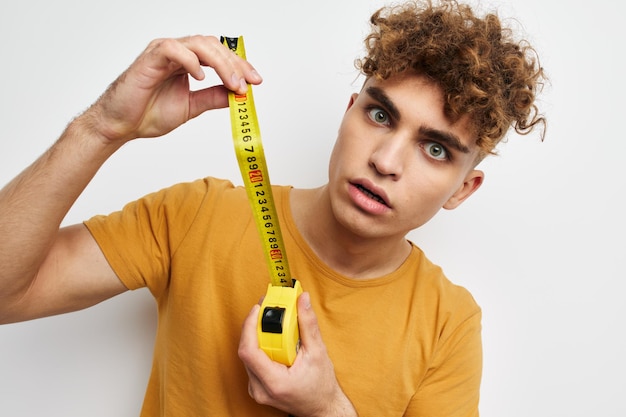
[[221, 36, 302, 366]]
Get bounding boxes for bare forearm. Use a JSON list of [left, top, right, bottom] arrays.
[[0, 114, 120, 301]]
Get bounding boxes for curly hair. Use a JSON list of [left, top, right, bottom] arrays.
[[356, 0, 546, 157]]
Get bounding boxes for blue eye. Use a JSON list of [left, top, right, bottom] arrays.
[[424, 142, 448, 160], [368, 107, 389, 125]]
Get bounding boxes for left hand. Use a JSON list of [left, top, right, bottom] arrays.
[[238, 292, 358, 417]]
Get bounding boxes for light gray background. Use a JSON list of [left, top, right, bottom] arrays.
[[1, 0, 623, 415]]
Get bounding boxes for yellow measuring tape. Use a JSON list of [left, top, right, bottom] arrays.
[[221, 36, 302, 366]]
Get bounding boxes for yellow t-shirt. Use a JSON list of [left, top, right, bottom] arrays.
[[85, 177, 482, 417]]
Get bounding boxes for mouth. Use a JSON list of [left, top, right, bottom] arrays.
[[354, 183, 390, 207]]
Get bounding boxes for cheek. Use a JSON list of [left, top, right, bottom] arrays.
[[404, 169, 460, 208], [329, 125, 360, 170], [328, 137, 343, 178]]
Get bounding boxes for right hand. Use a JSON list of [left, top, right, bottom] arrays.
[[239, 292, 359, 417], [83, 35, 262, 145]]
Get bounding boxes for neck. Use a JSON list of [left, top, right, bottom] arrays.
[[290, 186, 411, 279]]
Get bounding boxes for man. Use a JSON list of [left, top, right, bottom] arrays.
[[0, 0, 545, 415]]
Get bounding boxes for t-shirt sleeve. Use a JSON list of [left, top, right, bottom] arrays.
[[83, 178, 214, 299], [406, 289, 483, 417]]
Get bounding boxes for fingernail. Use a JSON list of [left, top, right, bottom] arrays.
[[251, 70, 262, 82], [231, 73, 247, 93]]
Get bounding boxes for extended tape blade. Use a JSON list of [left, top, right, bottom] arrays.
[[221, 36, 292, 288]]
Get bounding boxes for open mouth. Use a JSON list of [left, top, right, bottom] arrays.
[[355, 184, 389, 207]]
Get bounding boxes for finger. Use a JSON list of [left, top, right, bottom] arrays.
[[142, 37, 206, 82], [239, 303, 261, 355], [181, 35, 263, 94], [238, 303, 288, 379], [245, 371, 266, 402], [238, 304, 273, 369]]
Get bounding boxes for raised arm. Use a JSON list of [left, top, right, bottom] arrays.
[[0, 35, 262, 324]]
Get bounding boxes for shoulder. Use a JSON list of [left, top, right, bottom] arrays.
[[84, 177, 242, 241], [152, 176, 236, 202], [408, 244, 481, 327]]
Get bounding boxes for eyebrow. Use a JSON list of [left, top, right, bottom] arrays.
[[366, 86, 401, 120], [419, 126, 471, 154], [365, 85, 470, 154]]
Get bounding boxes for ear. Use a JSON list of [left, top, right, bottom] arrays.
[[443, 170, 484, 210]]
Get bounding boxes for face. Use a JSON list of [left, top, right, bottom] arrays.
[[327, 73, 484, 241]]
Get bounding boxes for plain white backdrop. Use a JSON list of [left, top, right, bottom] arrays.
[[1, 0, 624, 415]]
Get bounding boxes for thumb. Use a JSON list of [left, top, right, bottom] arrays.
[[296, 292, 322, 349], [188, 85, 230, 119]]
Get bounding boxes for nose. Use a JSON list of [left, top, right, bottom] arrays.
[[369, 135, 406, 179]]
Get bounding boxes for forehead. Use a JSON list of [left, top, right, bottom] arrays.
[[362, 74, 445, 105]]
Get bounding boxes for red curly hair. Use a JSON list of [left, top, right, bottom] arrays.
[[356, 0, 546, 157]]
